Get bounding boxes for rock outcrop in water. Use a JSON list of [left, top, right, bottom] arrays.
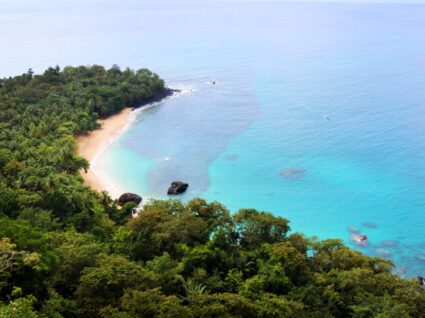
[[167, 181, 189, 195], [350, 233, 368, 247], [118, 193, 142, 205]]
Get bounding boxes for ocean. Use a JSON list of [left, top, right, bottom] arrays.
[[2, 0, 425, 276]]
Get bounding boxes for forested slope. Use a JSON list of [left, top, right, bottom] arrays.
[[0, 66, 423, 317]]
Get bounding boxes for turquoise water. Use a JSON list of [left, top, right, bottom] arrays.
[[3, 0, 425, 275]]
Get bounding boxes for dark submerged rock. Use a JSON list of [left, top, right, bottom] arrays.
[[379, 240, 399, 248], [348, 226, 359, 234], [167, 181, 189, 195], [362, 222, 378, 229], [225, 154, 238, 161], [415, 255, 425, 263], [118, 193, 142, 206], [281, 168, 305, 180], [376, 248, 391, 258]]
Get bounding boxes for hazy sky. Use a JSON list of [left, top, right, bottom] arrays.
[[1, 0, 425, 10], [1, 0, 425, 3], [236, 0, 425, 2], [231, 0, 425, 3]]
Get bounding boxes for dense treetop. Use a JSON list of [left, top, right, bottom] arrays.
[[0, 66, 424, 317]]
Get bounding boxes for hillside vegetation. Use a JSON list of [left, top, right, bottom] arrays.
[[0, 66, 424, 317]]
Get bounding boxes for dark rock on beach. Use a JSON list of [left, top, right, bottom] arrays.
[[118, 193, 142, 206], [167, 181, 189, 195]]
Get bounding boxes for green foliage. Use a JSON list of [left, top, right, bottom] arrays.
[[234, 208, 290, 248], [40, 290, 79, 318], [0, 296, 38, 318], [0, 65, 165, 231], [350, 293, 410, 318], [76, 255, 158, 317], [0, 66, 423, 317], [47, 230, 106, 297], [127, 199, 218, 260], [0, 218, 56, 300], [101, 288, 191, 318]]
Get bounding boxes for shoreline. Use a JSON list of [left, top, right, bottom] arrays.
[[77, 108, 135, 198], [76, 88, 180, 199]]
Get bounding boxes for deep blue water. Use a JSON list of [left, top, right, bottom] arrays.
[[2, 0, 425, 276]]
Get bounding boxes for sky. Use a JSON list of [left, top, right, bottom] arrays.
[[1, 0, 425, 3], [235, 0, 425, 2]]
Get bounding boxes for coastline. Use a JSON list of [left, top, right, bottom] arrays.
[[76, 88, 180, 199], [77, 108, 135, 198]]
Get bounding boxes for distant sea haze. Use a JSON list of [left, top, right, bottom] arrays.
[[3, 0, 425, 275]]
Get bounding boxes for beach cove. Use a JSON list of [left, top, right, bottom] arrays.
[[77, 87, 184, 199], [2, 1, 425, 315], [9, 0, 425, 276]]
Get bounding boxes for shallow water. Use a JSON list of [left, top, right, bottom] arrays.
[[2, 0, 425, 276]]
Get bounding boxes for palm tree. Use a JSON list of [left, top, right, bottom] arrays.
[[182, 279, 208, 301], [234, 254, 256, 276]]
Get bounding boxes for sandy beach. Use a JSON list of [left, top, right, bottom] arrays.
[[76, 88, 181, 199], [77, 108, 135, 198]]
